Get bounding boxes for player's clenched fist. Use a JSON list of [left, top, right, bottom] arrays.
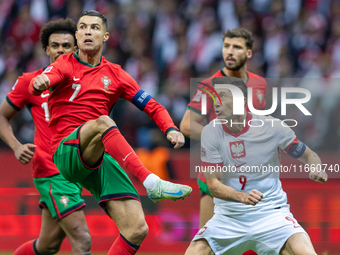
[[167, 130, 185, 149], [242, 189, 263, 206], [33, 73, 50, 91], [309, 170, 328, 183], [14, 143, 37, 165]]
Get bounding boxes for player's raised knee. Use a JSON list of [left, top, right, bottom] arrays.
[[95, 115, 117, 133]]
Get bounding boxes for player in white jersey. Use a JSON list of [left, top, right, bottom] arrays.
[[185, 76, 327, 255]]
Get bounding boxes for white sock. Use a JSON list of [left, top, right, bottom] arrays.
[[143, 173, 160, 190]]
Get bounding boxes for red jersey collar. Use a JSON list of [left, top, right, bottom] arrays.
[[220, 68, 249, 83], [73, 51, 102, 68], [222, 112, 252, 137]]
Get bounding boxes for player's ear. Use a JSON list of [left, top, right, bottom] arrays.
[[103, 32, 109, 42], [46, 46, 51, 56], [247, 49, 252, 59], [73, 45, 78, 52]]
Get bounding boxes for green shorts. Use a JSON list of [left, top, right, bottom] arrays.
[[34, 174, 85, 221], [198, 178, 212, 197], [53, 125, 140, 213]]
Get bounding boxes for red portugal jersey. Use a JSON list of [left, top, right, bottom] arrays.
[[29, 53, 178, 154], [188, 69, 267, 122], [6, 68, 59, 178]]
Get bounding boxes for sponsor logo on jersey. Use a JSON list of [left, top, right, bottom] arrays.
[[229, 141, 246, 159], [60, 196, 69, 207], [197, 226, 207, 235], [234, 162, 246, 168], [41, 93, 50, 98], [43, 66, 53, 73], [201, 147, 207, 158], [101, 75, 111, 90], [123, 152, 132, 161]]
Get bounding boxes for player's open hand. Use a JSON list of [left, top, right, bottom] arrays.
[[242, 189, 263, 206], [14, 143, 37, 165], [309, 170, 328, 183], [167, 130, 185, 149], [33, 74, 50, 91]]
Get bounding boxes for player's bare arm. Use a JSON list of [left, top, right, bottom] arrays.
[[0, 100, 36, 164], [180, 109, 205, 140], [205, 175, 263, 206], [166, 130, 185, 149], [33, 73, 50, 91], [298, 145, 328, 183]]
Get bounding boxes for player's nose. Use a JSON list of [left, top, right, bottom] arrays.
[[226, 47, 233, 55], [85, 26, 92, 34], [57, 45, 65, 54]]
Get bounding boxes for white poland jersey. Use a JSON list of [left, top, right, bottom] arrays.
[[201, 113, 298, 216]]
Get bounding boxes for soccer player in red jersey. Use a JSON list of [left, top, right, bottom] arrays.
[[180, 28, 267, 255], [29, 10, 192, 254], [0, 19, 92, 254]]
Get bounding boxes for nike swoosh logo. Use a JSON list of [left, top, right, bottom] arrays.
[[294, 226, 301, 228], [73, 77, 80, 81], [122, 152, 132, 161], [163, 189, 183, 196], [41, 93, 50, 98], [235, 163, 246, 169]]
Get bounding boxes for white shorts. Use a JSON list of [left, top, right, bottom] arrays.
[[192, 207, 308, 255]]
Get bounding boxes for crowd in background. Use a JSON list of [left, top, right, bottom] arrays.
[[0, 0, 339, 151]]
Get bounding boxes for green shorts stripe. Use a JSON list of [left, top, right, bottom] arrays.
[[34, 173, 85, 221], [53, 125, 140, 214]]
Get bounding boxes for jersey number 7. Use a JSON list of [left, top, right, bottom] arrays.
[[69, 84, 81, 101]]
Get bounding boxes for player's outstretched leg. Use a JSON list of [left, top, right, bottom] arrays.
[[79, 115, 192, 202], [106, 199, 148, 255], [147, 178, 192, 202]]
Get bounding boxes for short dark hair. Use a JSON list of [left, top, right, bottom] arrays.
[[223, 28, 254, 50], [212, 76, 247, 99], [40, 18, 77, 51], [80, 10, 107, 31]]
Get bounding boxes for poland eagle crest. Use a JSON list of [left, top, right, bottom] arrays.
[[229, 141, 246, 159]]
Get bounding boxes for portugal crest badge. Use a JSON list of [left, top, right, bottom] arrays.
[[60, 196, 69, 207], [101, 75, 111, 90]]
